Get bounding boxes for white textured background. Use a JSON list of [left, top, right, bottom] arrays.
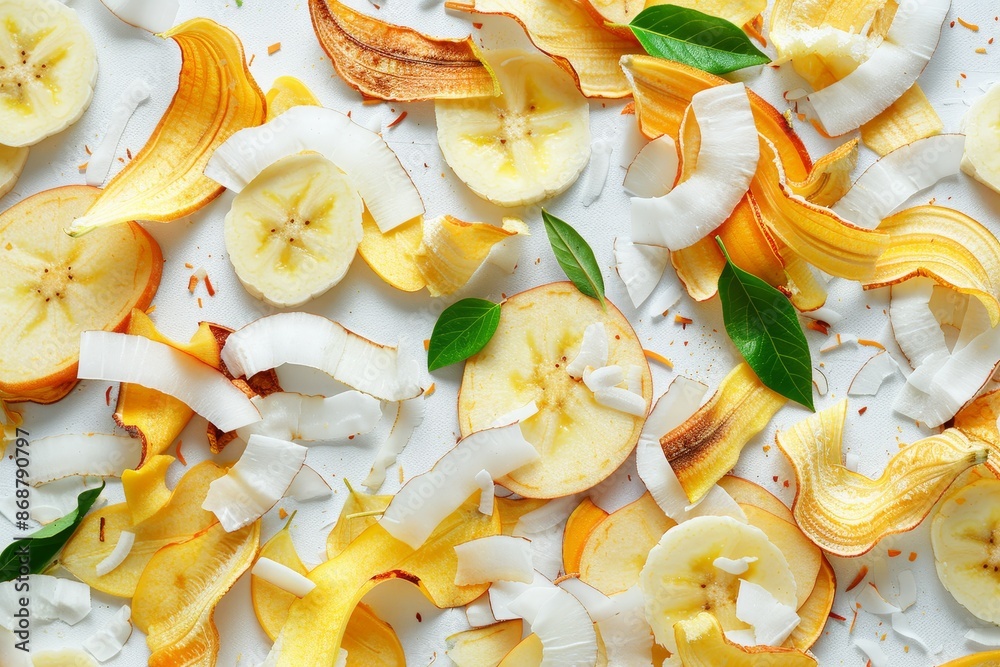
[[2, 0, 1000, 664]]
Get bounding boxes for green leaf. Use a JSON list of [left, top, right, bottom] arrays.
[[626, 5, 770, 75], [0, 482, 105, 582], [716, 238, 814, 410], [428, 298, 502, 372], [541, 210, 606, 309]]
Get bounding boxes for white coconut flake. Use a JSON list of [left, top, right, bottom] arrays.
[[475, 469, 494, 516], [78, 332, 261, 433], [594, 387, 647, 417], [566, 323, 608, 379], [955, 297, 991, 353], [508, 584, 599, 666], [848, 352, 898, 396], [897, 569, 917, 611], [0, 576, 90, 629], [202, 435, 307, 532], [83, 605, 132, 662], [649, 282, 684, 318], [806, 0, 951, 135], [833, 135, 966, 228], [893, 350, 952, 425], [466, 594, 497, 628], [95, 531, 135, 577], [584, 365, 625, 392], [631, 83, 759, 251], [890, 278, 949, 369], [454, 536, 534, 586], [515, 495, 581, 535], [379, 423, 540, 549], [205, 105, 424, 232], [855, 638, 889, 667], [253, 557, 316, 597], [487, 217, 530, 273], [0, 477, 103, 527], [804, 306, 844, 325], [845, 451, 860, 472], [597, 587, 654, 666], [613, 237, 670, 309], [966, 626, 1000, 646], [364, 397, 426, 491], [856, 583, 901, 615], [724, 629, 758, 647], [284, 464, 332, 502], [101, 0, 178, 32], [623, 135, 678, 198], [582, 139, 613, 207], [222, 313, 422, 402], [890, 612, 942, 654], [26, 434, 141, 486], [489, 571, 551, 622], [86, 78, 150, 186], [626, 365, 643, 396], [713, 556, 757, 576], [557, 578, 614, 622], [236, 391, 382, 443], [735, 579, 800, 647]]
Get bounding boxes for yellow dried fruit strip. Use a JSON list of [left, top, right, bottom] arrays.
[[861, 85, 943, 156], [953, 389, 1000, 477], [359, 213, 427, 293], [751, 137, 890, 281], [69, 19, 265, 235], [114, 309, 220, 462], [496, 496, 549, 536], [447, 0, 639, 98], [675, 612, 817, 666], [619, 55, 812, 180], [309, 0, 498, 101], [121, 454, 174, 525], [660, 363, 786, 504], [862, 206, 1000, 326], [252, 516, 405, 665], [562, 498, 608, 575], [786, 139, 858, 207], [327, 480, 391, 559], [776, 400, 987, 557], [132, 520, 259, 666], [415, 216, 517, 296], [265, 75, 321, 121], [271, 497, 499, 665], [61, 461, 225, 597]]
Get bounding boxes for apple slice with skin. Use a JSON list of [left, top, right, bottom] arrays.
[[563, 498, 609, 575], [0, 186, 161, 403], [740, 504, 822, 611]]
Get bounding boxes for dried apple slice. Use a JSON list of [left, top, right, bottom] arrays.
[[777, 400, 988, 557], [740, 505, 819, 611], [787, 557, 835, 650], [252, 516, 405, 665], [265, 497, 499, 665], [446, 0, 639, 98], [459, 283, 652, 498], [0, 186, 161, 403], [578, 492, 674, 595], [61, 461, 225, 597], [309, 0, 497, 101], [132, 520, 259, 666], [68, 19, 266, 236], [674, 612, 817, 666], [659, 363, 786, 504], [122, 454, 173, 525], [359, 214, 426, 292], [446, 620, 524, 667], [114, 310, 220, 461], [862, 206, 1000, 326], [0, 145, 28, 198], [563, 498, 608, 575]]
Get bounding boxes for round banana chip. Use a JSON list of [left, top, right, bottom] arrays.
[[0, 0, 98, 147], [224, 152, 364, 308], [459, 282, 651, 498], [932, 477, 1000, 624], [639, 515, 797, 654], [0, 186, 162, 403], [435, 50, 591, 207]]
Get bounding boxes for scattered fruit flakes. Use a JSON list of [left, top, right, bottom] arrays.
[[425, 383, 436, 398], [278, 507, 288, 520], [184, 262, 194, 269], [976, 48, 988, 54], [423, 339, 430, 350], [472, 22, 483, 29], [846, 565, 869, 592], [248, 53, 256, 67], [204, 274, 216, 297], [957, 17, 979, 31], [175, 439, 187, 466], [188, 275, 199, 293], [386, 111, 408, 128], [620, 102, 636, 115], [643, 349, 673, 369], [268, 42, 281, 55], [675, 314, 693, 328], [888, 549, 902, 557], [859, 406, 868, 415], [909, 552, 918, 562], [858, 339, 885, 350], [105, 385, 113, 406], [99, 517, 106, 543], [829, 611, 847, 622], [806, 320, 830, 335]]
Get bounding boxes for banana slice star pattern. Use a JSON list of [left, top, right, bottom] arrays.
[[435, 50, 591, 207], [0, 0, 98, 147], [459, 282, 651, 498], [932, 477, 1000, 624], [224, 152, 364, 308], [962, 82, 1000, 195], [639, 515, 797, 653]]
